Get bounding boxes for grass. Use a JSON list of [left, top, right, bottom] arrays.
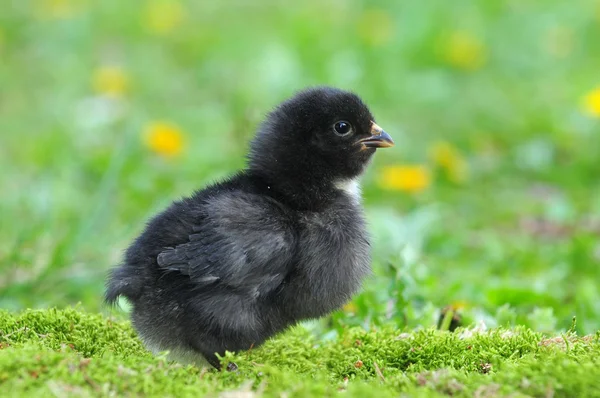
[[2, 308, 600, 397], [1, 0, 600, 395]]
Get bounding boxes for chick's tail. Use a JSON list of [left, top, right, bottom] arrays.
[[104, 265, 143, 306]]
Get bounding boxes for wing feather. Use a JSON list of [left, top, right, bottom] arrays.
[[156, 193, 295, 295]]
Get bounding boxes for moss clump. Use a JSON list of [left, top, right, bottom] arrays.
[[1, 308, 599, 397]]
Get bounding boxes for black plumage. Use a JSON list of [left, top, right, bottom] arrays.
[[105, 87, 394, 369]]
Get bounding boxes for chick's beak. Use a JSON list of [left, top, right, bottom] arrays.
[[359, 123, 394, 149]]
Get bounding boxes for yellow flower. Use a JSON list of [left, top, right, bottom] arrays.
[[143, 121, 184, 157], [581, 87, 600, 118], [442, 31, 487, 71], [92, 66, 129, 98], [343, 302, 357, 313], [357, 9, 394, 47], [34, 0, 84, 19], [143, 0, 185, 35], [544, 26, 573, 59], [378, 165, 431, 193], [449, 301, 469, 311], [428, 141, 469, 184]]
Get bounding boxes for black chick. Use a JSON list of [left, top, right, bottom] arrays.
[[105, 87, 394, 369]]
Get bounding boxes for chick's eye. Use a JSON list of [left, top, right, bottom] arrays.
[[333, 121, 353, 136]]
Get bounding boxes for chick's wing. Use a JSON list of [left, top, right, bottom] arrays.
[[156, 192, 295, 295]]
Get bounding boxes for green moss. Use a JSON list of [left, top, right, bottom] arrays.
[[1, 308, 599, 397]]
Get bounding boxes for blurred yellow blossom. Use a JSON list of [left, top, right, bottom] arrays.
[[144, 121, 185, 157], [343, 301, 357, 313], [449, 301, 469, 311], [443, 31, 487, 71], [143, 0, 185, 35], [92, 66, 129, 98], [429, 141, 469, 184], [545, 26, 573, 58], [378, 165, 431, 193], [581, 87, 600, 117], [357, 9, 394, 47], [34, 0, 85, 19]]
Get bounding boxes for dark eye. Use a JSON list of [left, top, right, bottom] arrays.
[[333, 121, 353, 136]]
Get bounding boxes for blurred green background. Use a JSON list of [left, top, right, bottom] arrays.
[[1, 0, 599, 336]]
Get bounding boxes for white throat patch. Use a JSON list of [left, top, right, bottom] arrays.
[[334, 179, 362, 203]]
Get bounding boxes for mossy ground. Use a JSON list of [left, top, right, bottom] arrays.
[[2, 2, 600, 397], [1, 308, 599, 397]]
